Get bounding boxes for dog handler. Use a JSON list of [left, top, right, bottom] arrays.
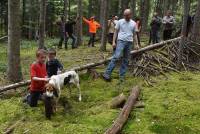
[[24, 49, 49, 107]]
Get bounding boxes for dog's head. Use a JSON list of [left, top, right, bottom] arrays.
[[64, 75, 72, 85], [45, 83, 56, 97]]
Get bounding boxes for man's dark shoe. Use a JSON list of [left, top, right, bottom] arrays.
[[102, 74, 111, 82]]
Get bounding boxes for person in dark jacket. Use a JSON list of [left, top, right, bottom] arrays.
[[57, 16, 67, 49], [149, 12, 162, 44], [65, 18, 77, 49], [46, 48, 63, 77]]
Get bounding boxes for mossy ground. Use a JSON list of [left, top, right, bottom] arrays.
[[0, 38, 200, 134]]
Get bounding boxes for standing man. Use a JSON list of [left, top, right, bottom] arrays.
[[83, 16, 101, 47], [149, 12, 162, 44], [135, 17, 142, 47], [102, 9, 138, 82], [108, 16, 117, 47], [57, 16, 67, 49], [65, 17, 77, 49], [162, 10, 176, 40]]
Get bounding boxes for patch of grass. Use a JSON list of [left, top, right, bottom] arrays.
[[123, 72, 200, 134]]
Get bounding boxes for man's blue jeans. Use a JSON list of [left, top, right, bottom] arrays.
[[104, 40, 132, 79]]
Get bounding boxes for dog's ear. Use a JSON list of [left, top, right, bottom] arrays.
[[64, 75, 72, 85]]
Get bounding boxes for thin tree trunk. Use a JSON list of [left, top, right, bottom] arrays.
[[28, 0, 34, 40], [155, 0, 164, 17], [76, 0, 83, 46], [7, 0, 22, 82], [178, 0, 190, 68], [140, 0, 150, 32], [38, 0, 46, 49], [191, 0, 200, 43], [100, 0, 109, 51], [131, 0, 136, 18], [22, 0, 26, 38], [119, 0, 130, 17], [64, 0, 68, 21], [68, 0, 71, 19]]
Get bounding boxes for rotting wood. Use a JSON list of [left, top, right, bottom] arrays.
[[104, 86, 140, 134], [109, 93, 126, 109]]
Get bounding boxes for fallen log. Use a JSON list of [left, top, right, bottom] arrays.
[[104, 86, 140, 134], [0, 38, 181, 92], [0, 80, 31, 93], [4, 117, 25, 134], [130, 37, 181, 56], [109, 93, 126, 109], [0, 36, 7, 41]]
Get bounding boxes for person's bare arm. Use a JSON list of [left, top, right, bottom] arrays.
[[112, 29, 119, 48], [32, 77, 50, 82], [134, 34, 139, 49]]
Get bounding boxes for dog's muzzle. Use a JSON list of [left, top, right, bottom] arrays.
[[45, 91, 54, 97]]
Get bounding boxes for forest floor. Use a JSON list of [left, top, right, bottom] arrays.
[[0, 37, 200, 134]]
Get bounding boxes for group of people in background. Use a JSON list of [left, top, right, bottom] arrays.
[[57, 10, 177, 50], [149, 10, 175, 44]]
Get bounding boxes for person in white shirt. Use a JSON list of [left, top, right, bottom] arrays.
[[108, 16, 117, 46], [102, 9, 138, 82], [162, 10, 176, 40]]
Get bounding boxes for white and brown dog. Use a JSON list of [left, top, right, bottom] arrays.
[[45, 70, 81, 101], [44, 70, 81, 119]]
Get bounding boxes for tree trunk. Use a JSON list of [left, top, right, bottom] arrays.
[[119, 0, 130, 17], [64, 0, 68, 21], [88, 0, 92, 17], [178, 0, 190, 68], [7, 0, 22, 82], [38, 0, 46, 49], [68, 0, 71, 19], [140, 0, 150, 32], [100, 0, 109, 51], [191, 0, 200, 43], [76, 0, 83, 46], [109, 93, 126, 109], [155, 0, 164, 17], [22, 0, 26, 38], [28, 0, 34, 40], [131, 0, 136, 18]]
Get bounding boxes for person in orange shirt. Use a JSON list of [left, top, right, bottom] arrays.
[[83, 16, 101, 47]]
